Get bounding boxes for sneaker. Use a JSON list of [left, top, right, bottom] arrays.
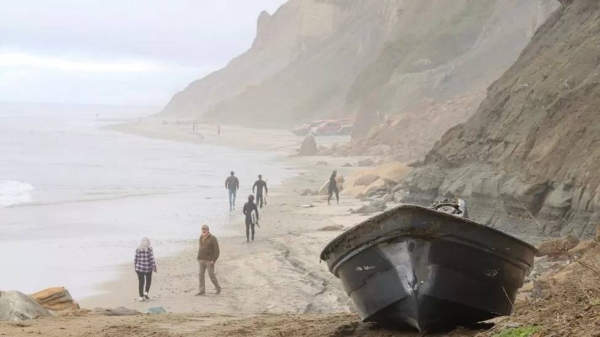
[[139, 297, 145, 302], [144, 293, 150, 300], [195, 292, 205, 296], [216, 289, 221, 295]]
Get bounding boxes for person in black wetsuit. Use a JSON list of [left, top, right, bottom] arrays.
[[252, 175, 268, 209], [328, 170, 339, 205], [243, 195, 259, 242]]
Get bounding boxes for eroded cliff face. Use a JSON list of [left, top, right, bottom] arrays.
[[348, 0, 560, 142], [404, 0, 600, 238], [161, 0, 338, 118], [160, 0, 557, 133], [200, 0, 412, 126], [161, 0, 400, 121]]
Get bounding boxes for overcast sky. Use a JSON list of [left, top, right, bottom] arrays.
[[0, 0, 286, 106]]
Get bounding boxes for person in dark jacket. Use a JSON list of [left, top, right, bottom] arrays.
[[225, 171, 240, 211], [196, 224, 221, 296], [134, 237, 157, 301], [243, 195, 259, 242], [252, 174, 268, 209], [327, 170, 339, 205]]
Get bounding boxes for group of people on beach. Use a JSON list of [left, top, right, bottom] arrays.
[[133, 171, 271, 301], [225, 171, 268, 242], [133, 169, 342, 301], [133, 224, 222, 301]]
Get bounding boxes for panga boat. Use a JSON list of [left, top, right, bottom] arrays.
[[320, 205, 536, 332]]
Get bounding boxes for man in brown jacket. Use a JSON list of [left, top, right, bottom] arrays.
[[196, 224, 221, 296]]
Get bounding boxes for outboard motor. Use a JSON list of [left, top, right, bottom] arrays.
[[430, 198, 468, 218]]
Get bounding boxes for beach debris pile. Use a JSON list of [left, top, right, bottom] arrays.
[[486, 231, 600, 336], [342, 161, 411, 199], [333, 161, 411, 214]]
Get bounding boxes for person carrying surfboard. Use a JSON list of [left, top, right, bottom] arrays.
[[243, 195, 259, 242], [252, 174, 268, 209]]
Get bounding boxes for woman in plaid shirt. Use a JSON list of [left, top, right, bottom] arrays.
[[134, 237, 157, 301]]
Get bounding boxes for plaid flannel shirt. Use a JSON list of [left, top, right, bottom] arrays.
[[134, 247, 157, 273]]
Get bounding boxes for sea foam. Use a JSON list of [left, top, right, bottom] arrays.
[[0, 181, 34, 207]]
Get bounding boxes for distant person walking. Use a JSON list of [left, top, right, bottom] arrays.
[[243, 195, 259, 242], [225, 171, 239, 211], [328, 170, 339, 205], [252, 174, 268, 209], [134, 237, 157, 302], [217, 124, 221, 137], [197, 225, 221, 296]]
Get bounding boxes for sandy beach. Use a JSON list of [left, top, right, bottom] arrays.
[[85, 118, 373, 315], [0, 111, 432, 337], [1, 112, 568, 337], [82, 157, 368, 316], [0, 118, 479, 337], [5, 116, 492, 337]]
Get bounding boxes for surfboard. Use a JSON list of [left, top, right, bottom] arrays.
[[251, 209, 258, 225]]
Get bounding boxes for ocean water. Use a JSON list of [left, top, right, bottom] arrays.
[[0, 103, 292, 298]]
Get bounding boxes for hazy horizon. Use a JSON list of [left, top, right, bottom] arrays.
[[0, 0, 286, 107]]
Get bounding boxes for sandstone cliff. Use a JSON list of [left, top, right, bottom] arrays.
[[345, 0, 560, 161], [160, 0, 557, 135], [403, 0, 600, 238], [160, 3, 305, 118], [163, 0, 410, 124]]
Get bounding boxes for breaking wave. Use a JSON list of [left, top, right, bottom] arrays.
[[0, 181, 34, 207]]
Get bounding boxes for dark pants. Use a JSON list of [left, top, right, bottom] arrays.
[[246, 219, 255, 241], [136, 271, 152, 297], [328, 187, 339, 204], [256, 194, 264, 208]]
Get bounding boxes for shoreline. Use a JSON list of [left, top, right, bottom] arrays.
[[105, 117, 307, 152], [82, 119, 372, 316]]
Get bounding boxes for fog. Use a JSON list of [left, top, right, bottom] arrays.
[[0, 0, 285, 106]]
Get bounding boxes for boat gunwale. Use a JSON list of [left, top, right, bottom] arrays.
[[320, 204, 537, 262], [329, 232, 535, 277]]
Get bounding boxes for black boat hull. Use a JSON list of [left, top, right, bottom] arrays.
[[320, 205, 536, 332]]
